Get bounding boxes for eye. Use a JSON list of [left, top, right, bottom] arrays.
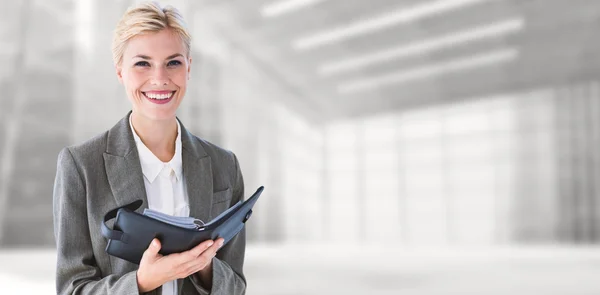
[[167, 60, 182, 67], [134, 61, 150, 67]]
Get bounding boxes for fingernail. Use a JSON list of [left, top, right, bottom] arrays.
[[208, 241, 214, 247], [218, 241, 224, 248], [152, 239, 159, 247]]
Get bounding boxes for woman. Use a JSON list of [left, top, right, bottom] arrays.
[[52, 2, 246, 294]]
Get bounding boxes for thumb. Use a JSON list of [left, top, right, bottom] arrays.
[[144, 238, 162, 258]]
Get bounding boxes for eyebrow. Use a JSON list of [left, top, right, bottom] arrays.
[[133, 53, 184, 60]]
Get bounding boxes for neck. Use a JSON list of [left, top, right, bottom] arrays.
[[131, 112, 178, 162]]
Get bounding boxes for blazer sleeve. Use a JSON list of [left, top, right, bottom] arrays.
[[188, 152, 247, 295], [53, 147, 147, 295]]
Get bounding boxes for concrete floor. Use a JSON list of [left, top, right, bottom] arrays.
[[1, 244, 599, 295]]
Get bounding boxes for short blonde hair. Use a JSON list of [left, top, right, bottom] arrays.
[[112, 1, 191, 65]]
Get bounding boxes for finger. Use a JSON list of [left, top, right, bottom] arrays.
[[181, 239, 222, 272], [169, 239, 214, 266], [181, 249, 216, 276], [181, 254, 210, 276], [187, 239, 223, 275], [215, 238, 225, 250], [149, 238, 162, 253], [141, 238, 162, 261], [189, 239, 216, 258], [207, 238, 224, 256], [174, 241, 218, 278], [186, 256, 214, 277], [202, 238, 222, 258], [191, 238, 223, 266]]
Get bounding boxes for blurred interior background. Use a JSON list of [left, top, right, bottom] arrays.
[[1, 0, 600, 294]]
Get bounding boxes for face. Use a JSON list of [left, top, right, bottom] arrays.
[[116, 28, 191, 122]]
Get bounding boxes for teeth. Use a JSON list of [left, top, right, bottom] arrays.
[[145, 92, 173, 100]]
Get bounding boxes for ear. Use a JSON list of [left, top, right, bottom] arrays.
[[115, 64, 124, 84], [187, 57, 192, 80]]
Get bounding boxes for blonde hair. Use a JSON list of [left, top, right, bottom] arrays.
[[112, 1, 191, 65]]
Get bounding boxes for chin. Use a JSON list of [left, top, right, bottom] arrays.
[[136, 108, 177, 121], [131, 94, 182, 121], [149, 111, 177, 121]]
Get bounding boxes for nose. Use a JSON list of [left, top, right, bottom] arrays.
[[150, 66, 170, 86]]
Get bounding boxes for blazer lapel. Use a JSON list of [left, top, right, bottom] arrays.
[[103, 111, 149, 210], [180, 120, 213, 222]]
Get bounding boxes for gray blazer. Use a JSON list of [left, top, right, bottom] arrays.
[[53, 112, 247, 295]]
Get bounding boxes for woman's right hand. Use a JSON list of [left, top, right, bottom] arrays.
[[136, 238, 222, 293]]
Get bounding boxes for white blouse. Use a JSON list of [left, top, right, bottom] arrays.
[[129, 114, 189, 295]]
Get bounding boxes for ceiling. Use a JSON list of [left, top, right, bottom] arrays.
[[192, 0, 600, 122]]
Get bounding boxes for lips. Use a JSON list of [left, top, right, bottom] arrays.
[[142, 90, 176, 105]]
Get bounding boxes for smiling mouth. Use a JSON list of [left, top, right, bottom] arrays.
[[142, 91, 176, 100]]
